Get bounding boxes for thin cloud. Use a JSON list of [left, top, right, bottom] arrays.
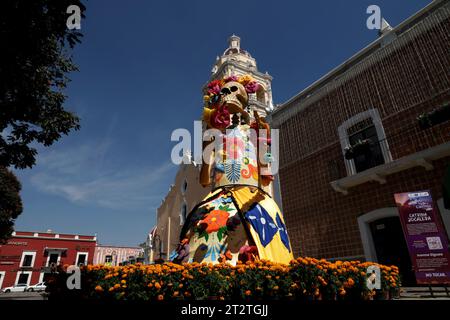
[[29, 140, 174, 210]]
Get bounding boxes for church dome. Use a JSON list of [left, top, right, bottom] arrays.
[[222, 35, 253, 58], [223, 47, 252, 57]]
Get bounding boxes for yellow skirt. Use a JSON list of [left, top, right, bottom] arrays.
[[178, 186, 293, 265]]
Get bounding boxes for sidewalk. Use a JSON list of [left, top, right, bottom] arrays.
[[399, 287, 450, 300], [0, 292, 46, 300]]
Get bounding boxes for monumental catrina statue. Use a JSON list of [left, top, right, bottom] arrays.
[[173, 75, 293, 265]]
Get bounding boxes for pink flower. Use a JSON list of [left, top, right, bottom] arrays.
[[238, 245, 258, 263], [210, 106, 230, 129], [224, 75, 239, 83], [207, 80, 222, 95], [245, 81, 259, 94]]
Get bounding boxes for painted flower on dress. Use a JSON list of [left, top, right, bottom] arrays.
[[275, 213, 291, 252], [199, 210, 229, 233], [245, 204, 278, 247]]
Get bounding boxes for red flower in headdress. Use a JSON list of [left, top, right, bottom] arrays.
[[207, 80, 222, 95], [210, 105, 230, 129]]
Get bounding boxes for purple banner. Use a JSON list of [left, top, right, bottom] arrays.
[[394, 190, 450, 284]]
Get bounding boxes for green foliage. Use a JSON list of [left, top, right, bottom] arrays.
[[0, 0, 86, 169], [0, 167, 23, 244]]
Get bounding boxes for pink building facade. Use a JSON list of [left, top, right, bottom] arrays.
[[94, 245, 143, 266]]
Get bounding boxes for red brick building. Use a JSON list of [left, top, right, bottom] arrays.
[[271, 0, 450, 285], [0, 231, 96, 289]]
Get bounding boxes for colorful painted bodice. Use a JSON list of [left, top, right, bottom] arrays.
[[213, 124, 259, 189]]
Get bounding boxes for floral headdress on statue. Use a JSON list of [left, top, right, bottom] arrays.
[[203, 75, 260, 130]]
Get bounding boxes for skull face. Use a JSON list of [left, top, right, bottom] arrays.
[[220, 81, 248, 114]]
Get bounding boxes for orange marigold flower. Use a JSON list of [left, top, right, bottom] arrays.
[[95, 285, 103, 292], [154, 282, 161, 290], [245, 290, 252, 296], [347, 278, 355, 287], [157, 294, 164, 301]]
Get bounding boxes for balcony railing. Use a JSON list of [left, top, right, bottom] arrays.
[[329, 122, 450, 194]]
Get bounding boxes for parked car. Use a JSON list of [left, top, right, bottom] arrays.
[[27, 282, 46, 292], [2, 283, 28, 293]]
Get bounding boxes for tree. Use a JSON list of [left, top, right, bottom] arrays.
[[0, 167, 23, 243], [0, 0, 85, 169], [0, 0, 85, 241]]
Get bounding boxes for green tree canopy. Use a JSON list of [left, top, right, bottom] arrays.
[[0, 167, 23, 243], [0, 0, 85, 241], [0, 0, 85, 169]]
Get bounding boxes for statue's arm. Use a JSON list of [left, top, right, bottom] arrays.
[[199, 138, 214, 187]]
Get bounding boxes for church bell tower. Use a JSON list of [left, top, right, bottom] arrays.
[[208, 35, 274, 117]]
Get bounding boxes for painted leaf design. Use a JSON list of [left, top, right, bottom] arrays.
[[217, 226, 228, 242], [224, 160, 241, 183], [199, 231, 209, 242]]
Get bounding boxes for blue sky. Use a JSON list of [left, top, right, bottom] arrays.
[[13, 0, 431, 246]]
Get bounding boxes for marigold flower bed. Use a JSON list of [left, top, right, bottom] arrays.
[[46, 257, 401, 301]]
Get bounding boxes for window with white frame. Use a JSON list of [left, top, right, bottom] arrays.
[[104, 255, 112, 264], [47, 252, 60, 267], [20, 251, 36, 268], [76, 252, 88, 266], [338, 109, 392, 176], [15, 271, 32, 285], [0, 271, 5, 288]]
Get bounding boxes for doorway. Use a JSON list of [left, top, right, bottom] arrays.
[[369, 216, 415, 286]]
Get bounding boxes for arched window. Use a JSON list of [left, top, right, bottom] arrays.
[[256, 85, 265, 104], [181, 179, 188, 194], [180, 202, 187, 225]]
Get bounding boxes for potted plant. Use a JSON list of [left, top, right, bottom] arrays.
[[417, 113, 432, 129], [417, 102, 450, 129], [344, 139, 372, 160]]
